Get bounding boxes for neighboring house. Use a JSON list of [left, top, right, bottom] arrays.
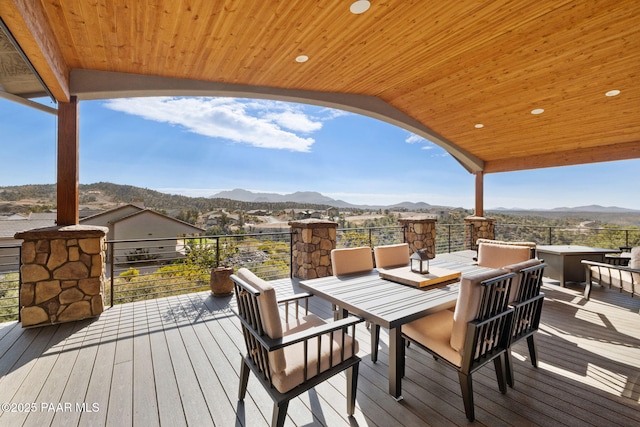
[[81, 204, 205, 264], [204, 211, 239, 228], [0, 213, 57, 272], [326, 207, 339, 218]]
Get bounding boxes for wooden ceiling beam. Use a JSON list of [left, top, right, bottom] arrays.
[[484, 141, 640, 173], [1, 0, 70, 102]]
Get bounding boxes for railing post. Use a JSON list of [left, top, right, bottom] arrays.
[[110, 241, 115, 307], [290, 231, 295, 278], [548, 227, 552, 245], [215, 237, 220, 267]]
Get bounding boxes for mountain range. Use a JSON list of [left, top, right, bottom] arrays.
[[210, 189, 438, 210], [211, 189, 640, 213]]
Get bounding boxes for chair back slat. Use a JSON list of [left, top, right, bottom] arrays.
[[477, 273, 513, 320], [516, 263, 545, 302]]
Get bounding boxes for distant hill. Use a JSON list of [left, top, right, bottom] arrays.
[[489, 204, 640, 214], [211, 189, 357, 208]]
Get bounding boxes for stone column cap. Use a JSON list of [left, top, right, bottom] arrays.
[[288, 219, 337, 228], [15, 225, 109, 239], [398, 216, 437, 223], [464, 215, 495, 221]]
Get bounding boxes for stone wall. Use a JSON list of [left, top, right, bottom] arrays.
[[15, 225, 108, 327], [289, 219, 336, 279]]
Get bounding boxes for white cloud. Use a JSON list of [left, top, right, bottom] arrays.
[[405, 134, 424, 144], [103, 97, 336, 152]]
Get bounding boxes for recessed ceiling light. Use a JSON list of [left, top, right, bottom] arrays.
[[531, 108, 545, 115], [605, 89, 620, 97], [295, 55, 309, 63], [350, 0, 371, 14], [475, 124, 484, 129]]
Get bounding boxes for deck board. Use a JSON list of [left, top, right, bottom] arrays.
[[1, 262, 639, 426]]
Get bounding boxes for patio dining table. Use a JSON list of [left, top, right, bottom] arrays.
[[299, 259, 492, 399]]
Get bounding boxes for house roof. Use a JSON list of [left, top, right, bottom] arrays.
[[1, 1, 639, 173], [113, 209, 205, 233]]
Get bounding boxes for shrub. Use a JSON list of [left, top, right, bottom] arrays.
[[119, 268, 140, 281]]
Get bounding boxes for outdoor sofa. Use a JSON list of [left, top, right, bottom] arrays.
[[582, 247, 640, 300]]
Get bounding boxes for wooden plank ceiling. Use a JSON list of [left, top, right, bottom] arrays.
[[1, 0, 639, 173]]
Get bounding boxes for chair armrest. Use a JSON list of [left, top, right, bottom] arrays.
[[278, 292, 313, 322], [270, 316, 363, 350], [277, 292, 312, 304], [234, 311, 362, 352], [582, 260, 639, 273]]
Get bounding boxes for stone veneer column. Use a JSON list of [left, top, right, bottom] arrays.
[[15, 225, 108, 328], [464, 216, 495, 250], [289, 219, 337, 279], [398, 217, 437, 256]]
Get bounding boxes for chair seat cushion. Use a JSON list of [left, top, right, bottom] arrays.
[[589, 265, 640, 296], [403, 310, 462, 366], [272, 314, 360, 393]]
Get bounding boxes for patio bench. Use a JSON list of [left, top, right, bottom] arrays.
[[582, 247, 640, 300]]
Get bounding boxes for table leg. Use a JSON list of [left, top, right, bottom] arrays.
[[388, 327, 403, 400]]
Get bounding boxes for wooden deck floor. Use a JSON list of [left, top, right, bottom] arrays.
[[1, 267, 639, 426]]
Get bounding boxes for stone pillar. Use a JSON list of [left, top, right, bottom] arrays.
[[289, 219, 336, 279], [464, 216, 495, 250], [15, 225, 108, 327], [398, 217, 437, 256]]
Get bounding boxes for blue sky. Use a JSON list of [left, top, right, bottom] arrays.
[[2, 97, 639, 210]]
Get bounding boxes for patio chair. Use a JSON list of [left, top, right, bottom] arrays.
[[475, 238, 536, 268], [232, 268, 362, 427], [330, 246, 374, 318], [367, 243, 411, 361], [502, 259, 547, 387], [402, 269, 516, 421], [373, 243, 411, 269]]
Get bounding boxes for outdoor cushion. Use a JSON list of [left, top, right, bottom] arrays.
[[477, 241, 534, 269], [590, 266, 640, 295], [272, 317, 359, 393], [450, 268, 509, 352], [235, 267, 286, 372], [403, 309, 462, 366], [630, 247, 640, 269], [403, 268, 507, 366], [331, 247, 374, 275], [503, 258, 542, 303], [374, 243, 410, 268]]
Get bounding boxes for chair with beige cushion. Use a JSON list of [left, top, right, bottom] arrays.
[[373, 243, 411, 269], [330, 246, 374, 319], [232, 268, 362, 427], [402, 269, 516, 421], [360, 243, 412, 362], [502, 259, 547, 387], [476, 238, 536, 269], [331, 246, 375, 277]]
